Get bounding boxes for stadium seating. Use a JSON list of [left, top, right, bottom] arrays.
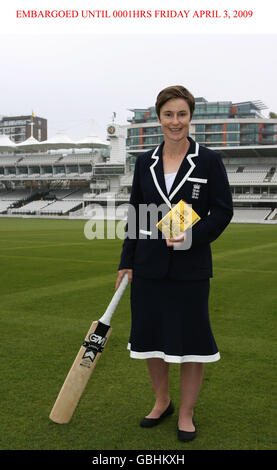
[[0, 157, 22, 165], [270, 173, 277, 183], [232, 207, 272, 222], [83, 203, 128, 220], [0, 161, 276, 223], [225, 165, 239, 173], [63, 189, 87, 200], [228, 172, 268, 184], [47, 189, 76, 199], [267, 208, 277, 220], [0, 187, 87, 215], [0, 200, 12, 213], [0, 189, 30, 200], [10, 200, 50, 214], [40, 200, 82, 214], [59, 155, 93, 164]]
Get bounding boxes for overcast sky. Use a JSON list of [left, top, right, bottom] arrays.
[[1, 34, 276, 140]]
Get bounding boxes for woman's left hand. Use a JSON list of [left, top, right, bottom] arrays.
[[166, 232, 187, 247]]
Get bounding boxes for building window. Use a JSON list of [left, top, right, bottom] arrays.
[[127, 137, 140, 146], [143, 136, 158, 144], [67, 165, 78, 173], [227, 123, 240, 131], [206, 124, 223, 132], [134, 111, 146, 121], [80, 165, 92, 173], [18, 167, 28, 174], [195, 134, 205, 142], [128, 128, 140, 136], [95, 168, 124, 175], [144, 127, 158, 135], [226, 133, 240, 142], [253, 187, 261, 194], [6, 167, 16, 174], [195, 124, 205, 132], [207, 134, 222, 143]]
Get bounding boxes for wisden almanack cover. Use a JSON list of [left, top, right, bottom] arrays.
[[156, 199, 201, 239]]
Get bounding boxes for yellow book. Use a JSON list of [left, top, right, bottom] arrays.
[[156, 199, 201, 239]]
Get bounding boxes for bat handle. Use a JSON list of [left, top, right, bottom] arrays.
[[98, 273, 129, 326]]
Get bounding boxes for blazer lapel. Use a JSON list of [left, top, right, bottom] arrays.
[[149, 143, 172, 208], [168, 138, 199, 201], [149, 137, 199, 207]]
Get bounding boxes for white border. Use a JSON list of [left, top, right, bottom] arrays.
[[127, 343, 220, 363], [2, 1, 275, 35]]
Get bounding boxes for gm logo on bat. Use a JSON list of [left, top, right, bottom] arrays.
[[82, 334, 107, 364], [89, 333, 107, 346]]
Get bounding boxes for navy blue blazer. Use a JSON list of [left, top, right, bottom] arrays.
[[118, 137, 233, 280]]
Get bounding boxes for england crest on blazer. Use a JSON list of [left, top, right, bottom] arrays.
[[192, 183, 201, 199]]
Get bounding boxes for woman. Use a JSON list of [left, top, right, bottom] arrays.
[[115, 85, 233, 442]]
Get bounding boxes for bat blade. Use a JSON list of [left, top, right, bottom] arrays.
[[49, 320, 112, 424], [49, 273, 129, 424]]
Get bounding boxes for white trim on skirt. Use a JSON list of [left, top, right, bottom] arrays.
[[127, 343, 220, 363]]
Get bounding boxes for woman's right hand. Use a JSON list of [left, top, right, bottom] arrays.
[[166, 231, 187, 247], [115, 269, 133, 291]]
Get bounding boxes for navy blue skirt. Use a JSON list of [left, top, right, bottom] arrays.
[[128, 275, 220, 363]]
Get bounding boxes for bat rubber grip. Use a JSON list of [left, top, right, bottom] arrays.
[[98, 273, 129, 326]]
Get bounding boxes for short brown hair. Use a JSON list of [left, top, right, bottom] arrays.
[[155, 85, 195, 120]]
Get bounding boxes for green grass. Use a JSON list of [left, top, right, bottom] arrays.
[[0, 218, 276, 450]]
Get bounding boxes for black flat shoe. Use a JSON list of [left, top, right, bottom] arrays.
[[140, 400, 174, 428], [177, 428, 196, 442], [177, 420, 197, 442]]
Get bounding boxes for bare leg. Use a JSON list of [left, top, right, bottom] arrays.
[[178, 362, 204, 431], [145, 358, 171, 418]]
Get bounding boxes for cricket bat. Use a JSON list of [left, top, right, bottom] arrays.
[[49, 273, 129, 424]]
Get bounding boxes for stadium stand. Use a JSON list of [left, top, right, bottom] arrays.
[[83, 203, 128, 220], [270, 173, 277, 183], [267, 208, 277, 220], [10, 200, 51, 214], [228, 171, 268, 184], [0, 189, 31, 200], [0, 189, 34, 212], [47, 189, 77, 199], [0, 186, 88, 216], [0, 133, 276, 222], [63, 189, 87, 200], [5, 187, 88, 215], [0, 200, 12, 213], [232, 207, 272, 222], [40, 200, 82, 214]]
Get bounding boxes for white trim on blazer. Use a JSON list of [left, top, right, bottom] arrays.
[[150, 145, 172, 208], [149, 142, 200, 208], [187, 177, 207, 183], [169, 142, 200, 201]]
